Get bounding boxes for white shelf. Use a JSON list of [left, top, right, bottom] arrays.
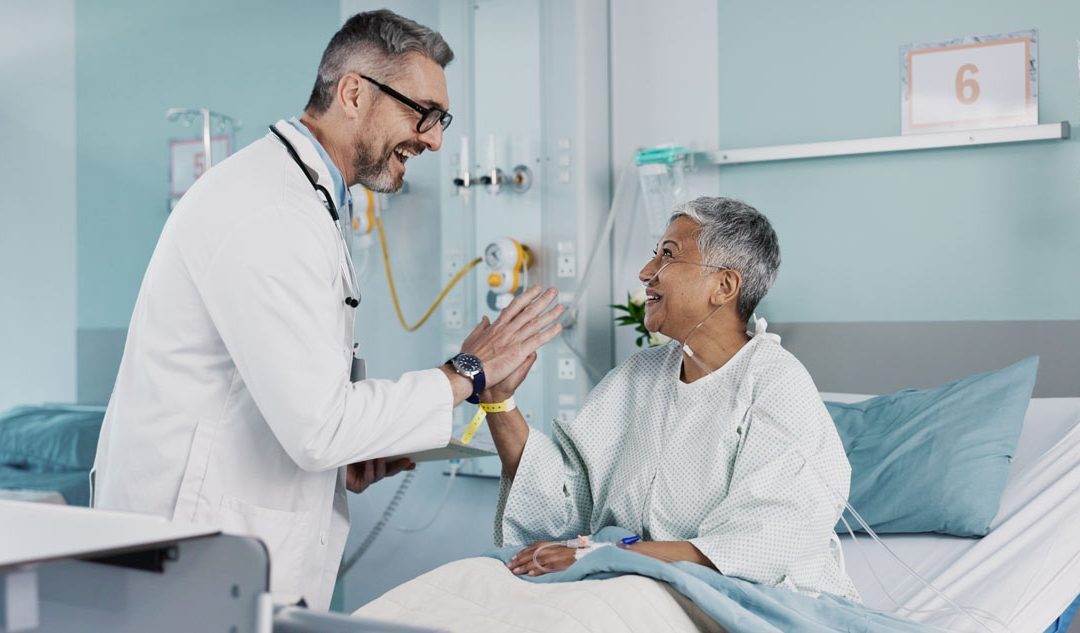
[[695, 122, 1070, 166]]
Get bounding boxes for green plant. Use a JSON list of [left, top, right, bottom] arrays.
[[611, 289, 670, 348]]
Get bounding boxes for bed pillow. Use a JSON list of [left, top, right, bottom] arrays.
[[0, 406, 105, 472], [827, 356, 1038, 537]]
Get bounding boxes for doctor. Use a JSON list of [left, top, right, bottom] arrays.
[[91, 9, 562, 610]]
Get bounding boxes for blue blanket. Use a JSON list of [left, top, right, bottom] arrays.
[[485, 527, 937, 633]]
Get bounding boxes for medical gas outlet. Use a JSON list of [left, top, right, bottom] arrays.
[[484, 238, 533, 310], [452, 135, 533, 195]]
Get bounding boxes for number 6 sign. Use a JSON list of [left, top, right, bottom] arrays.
[[901, 30, 1037, 135]]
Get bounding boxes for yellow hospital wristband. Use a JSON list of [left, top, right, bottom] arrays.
[[459, 397, 517, 444]]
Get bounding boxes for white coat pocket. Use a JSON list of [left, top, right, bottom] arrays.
[[217, 495, 312, 597]]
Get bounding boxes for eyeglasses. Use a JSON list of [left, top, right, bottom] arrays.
[[361, 75, 453, 134]]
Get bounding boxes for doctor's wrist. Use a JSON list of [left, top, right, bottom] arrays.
[[438, 365, 474, 405]]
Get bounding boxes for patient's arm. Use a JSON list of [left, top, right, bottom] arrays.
[[487, 408, 530, 479], [627, 541, 715, 569], [482, 351, 536, 479], [507, 540, 715, 576]]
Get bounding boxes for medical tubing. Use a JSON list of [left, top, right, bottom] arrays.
[[796, 448, 1006, 633], [680, 336, 1005, 633], [837, 495, 1005, 633], [557, 157, 639, 383], [681, 352, 1008, 633], [375, 215, 482, 332], [532, 541, 564, 573], [338, 470, 416, 579], [563, 157, 637, 329], [837, 515, 1007, 629], [393, 461, 460, 533]]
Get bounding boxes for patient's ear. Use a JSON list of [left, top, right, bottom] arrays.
[[709, 269, 741, 307]]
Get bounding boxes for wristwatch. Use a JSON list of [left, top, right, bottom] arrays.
[[446, 353, 486, 404]]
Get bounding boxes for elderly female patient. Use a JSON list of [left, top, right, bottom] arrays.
[[481, 196, 859, 602]]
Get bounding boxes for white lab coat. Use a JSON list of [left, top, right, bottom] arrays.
[[91, 121, 452, 609]]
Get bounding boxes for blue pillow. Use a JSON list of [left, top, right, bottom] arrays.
[[827, 356, 1037, 537], [0, 406, 105, 472]]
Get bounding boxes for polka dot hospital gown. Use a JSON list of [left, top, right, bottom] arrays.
[[495, 320, 861, 602]]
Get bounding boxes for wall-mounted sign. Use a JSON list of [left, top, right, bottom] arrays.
[[901, 30, 1037, 135], [169, 135, 231, 209]]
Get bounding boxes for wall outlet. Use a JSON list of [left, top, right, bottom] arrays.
[[557, 254, 576, 278], [443, 303, 464, 329], [557, 357, 576, 380], [444, 250, 464, 281], [556, 409, 576, 425]]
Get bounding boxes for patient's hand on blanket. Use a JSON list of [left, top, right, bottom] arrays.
[[346, 457, 415, 493], [508, 541, 576, 576]]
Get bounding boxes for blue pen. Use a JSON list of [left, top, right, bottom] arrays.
[[621, 535, 641, 546]]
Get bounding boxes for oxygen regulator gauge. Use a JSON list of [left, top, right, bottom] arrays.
[[484, 238, 533, 310]]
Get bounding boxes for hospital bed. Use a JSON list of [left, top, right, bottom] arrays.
[[351, 393, 1080, 633], [828, 393, 1080, 633]]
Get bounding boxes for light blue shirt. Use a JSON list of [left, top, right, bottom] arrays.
[[287, 116, 350, 215]]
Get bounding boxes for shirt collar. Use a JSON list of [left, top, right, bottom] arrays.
[[287, 116, 349, 213]]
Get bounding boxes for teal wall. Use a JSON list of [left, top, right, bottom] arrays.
[[715, 0, 1080, 322], [76, 0, 339, 329]]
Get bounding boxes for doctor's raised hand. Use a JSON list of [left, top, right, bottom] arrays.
[[440, 286, 564, 404]]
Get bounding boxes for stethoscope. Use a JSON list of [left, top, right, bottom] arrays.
[[268, 124, 361, 309]]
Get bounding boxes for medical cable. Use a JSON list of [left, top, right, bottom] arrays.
[[836, 514, 1008, 630], [690, 386, 1006, 632], [558, 157, 640, 383], [393, 460, 461, 533], [338, 469, 416, 579], [682, 339, 1010, 630], [374, 214, 482, 332]]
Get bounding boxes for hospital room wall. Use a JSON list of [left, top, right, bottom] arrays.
[[0, 0, 77, 411], [73, 0, 340, 402], [611, 0, 1080, 363]]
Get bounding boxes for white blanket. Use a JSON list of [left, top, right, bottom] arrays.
[[354, 557, 724, 633]]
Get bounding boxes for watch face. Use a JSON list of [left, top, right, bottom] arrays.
[[454, 353, 482, 376]]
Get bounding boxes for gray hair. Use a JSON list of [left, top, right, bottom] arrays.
[[669, 196, 780, 321], [306, 9, 454, 114]]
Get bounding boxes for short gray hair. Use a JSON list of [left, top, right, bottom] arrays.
[[670, 196, 780, 321], [306, 9, 454, 114]]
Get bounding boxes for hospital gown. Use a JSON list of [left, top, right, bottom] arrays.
[[495, 321, 860, 602]]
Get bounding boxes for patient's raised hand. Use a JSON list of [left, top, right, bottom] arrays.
[[482, 352, 537, 403], [507, 541, 575, 576]]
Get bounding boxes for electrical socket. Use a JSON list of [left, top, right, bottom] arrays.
[[557, 254, 576, 278], [443, 303, 464, 329], [557, 357, 576, 380], [444, 250, 464, 281]]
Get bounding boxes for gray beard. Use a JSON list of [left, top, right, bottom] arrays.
[[352, 141, 401, 193]]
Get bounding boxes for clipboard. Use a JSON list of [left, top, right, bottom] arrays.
[[388, 438, 498, 463]]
